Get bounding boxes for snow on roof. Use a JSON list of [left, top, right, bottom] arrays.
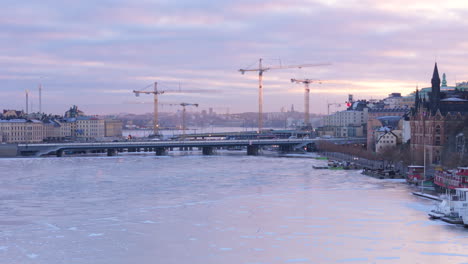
[[441, 97, 468, 102], [376, 126, 392, 132], [0, 119, 27, 123]]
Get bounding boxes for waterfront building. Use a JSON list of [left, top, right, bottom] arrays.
[[320, 101, 368, 138], [375, 127, 403, 153], [323, 107, 368, 127], [0, 119, 44, 143], [409, 63, 468, 165], [366, 108, 408, 150], [43, 119, 62, 141], [76, 117, 105, 140], [57, 118, 74, 138]]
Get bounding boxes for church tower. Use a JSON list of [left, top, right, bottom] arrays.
[[414, 88, 420, 111], [431, 63, 441, 114]]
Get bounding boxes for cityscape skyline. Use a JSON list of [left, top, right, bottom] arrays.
[[1, 0, 468, 115]]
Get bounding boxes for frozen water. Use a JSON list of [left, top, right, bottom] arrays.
[[0, 154, 467, 264]]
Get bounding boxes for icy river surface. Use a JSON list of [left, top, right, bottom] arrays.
[[1, 153, 468, 264]]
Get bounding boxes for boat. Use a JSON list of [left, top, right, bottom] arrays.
[[407, 165, 425, 184], [461, 206, 468, 227], [428, 188, 468, 225], [313, 157, 328, 160], [434, 167, 468, 191], [312, 166, 329, 169], [328, 160, 344, 170]]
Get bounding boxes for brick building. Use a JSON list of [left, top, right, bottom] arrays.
[[410, 63, 468, 165]]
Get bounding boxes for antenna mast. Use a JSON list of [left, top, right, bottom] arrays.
[[25, 90, 29, 114], [39, 84, 42, 113]]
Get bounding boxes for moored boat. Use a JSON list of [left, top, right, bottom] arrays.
[[461, 207, 468, 227], [312, 166, 329, 169], [428, 188, 468, 225], [434, 167, 468, 191], [407, 165, 425, 184]]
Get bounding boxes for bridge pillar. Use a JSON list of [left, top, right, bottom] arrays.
[[202, 147, 214, 155], [107, 149, 117, 156], [56, 150, 64, 157], [155, 147, 167, 156], [280, 145, 293, 153], [247, 145, 259, 156], [306, 143, 316, 152]]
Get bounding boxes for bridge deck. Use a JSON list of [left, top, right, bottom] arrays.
[[17, 138, 366, 156]]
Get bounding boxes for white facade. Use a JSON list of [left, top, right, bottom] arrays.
[[323, 108, 368, 127], [58, 121, 73, 138], [375, 129, 402, 153], [402, 120, 411, 144], [43, 121, 61, 140], [76, 118, 105, 139], [0, 119, 44, 143]]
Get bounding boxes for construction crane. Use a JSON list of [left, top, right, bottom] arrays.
[[132, 82, 217, 137], [133, 82, 164, 137], [178, 103, 199, 138], [290, 79, 323, 127], [239, 58, 330, 133], [156, 102, 199, 136], [327, 102, 342, 115]]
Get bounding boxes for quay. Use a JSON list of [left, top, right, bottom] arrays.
[[412, 191, 442, 202], [318, 151, 406, 179]]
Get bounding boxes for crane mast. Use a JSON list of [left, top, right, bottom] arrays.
[[133, 82, 164, 137], [239, 58, 330, 133], [179, 103, 198, 139], [291, 79, 322, 127], [258, 59, 264, 132]]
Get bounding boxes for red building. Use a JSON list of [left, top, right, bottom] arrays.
[[409, 63, 468, 165]]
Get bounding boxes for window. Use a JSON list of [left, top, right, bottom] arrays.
[[435, 125, 441, 134]]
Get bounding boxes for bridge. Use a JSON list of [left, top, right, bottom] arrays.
[[169, 129, 314, 140], [16, 137, 366, 157]]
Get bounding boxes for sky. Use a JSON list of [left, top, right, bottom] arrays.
[[1, 0, 468, 115]]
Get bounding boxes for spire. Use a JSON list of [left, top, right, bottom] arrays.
[[431, 62, 441, 114], [432, 62, 440, 81], [414, 88, 420, 110]]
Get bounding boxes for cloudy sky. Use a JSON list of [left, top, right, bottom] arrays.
[[1, 0, 468, 115]]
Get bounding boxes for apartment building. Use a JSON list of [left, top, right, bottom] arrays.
[[0, 119, 44, 143]]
